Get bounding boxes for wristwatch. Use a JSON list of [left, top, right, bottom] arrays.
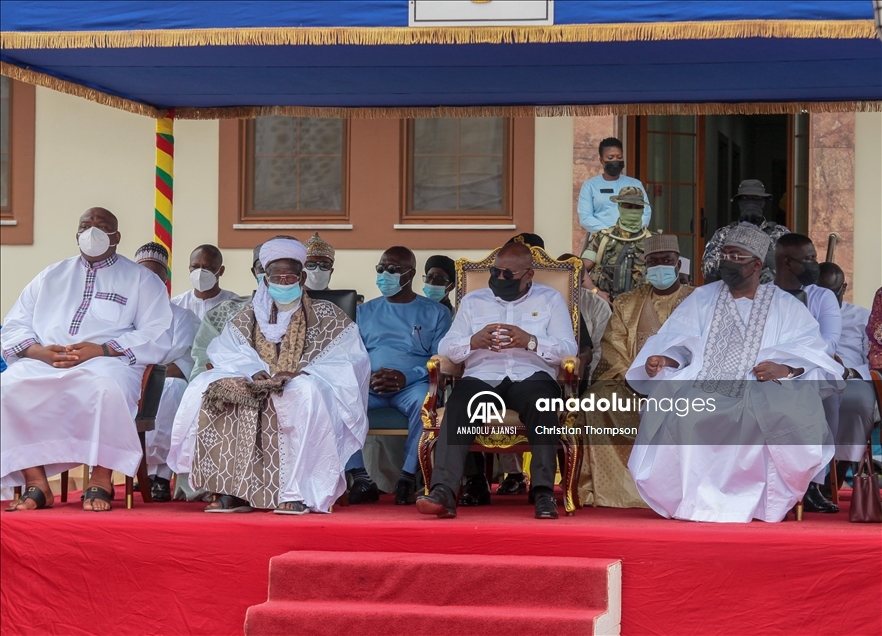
[[527, 335, 537, 351], [785, 365, 796, 379]]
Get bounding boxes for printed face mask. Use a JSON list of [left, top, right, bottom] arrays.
[[305, 269, 332, 290], [77, 226, 116, 258], [267, 282, 303, 305], [646, 265, 678, 290], [189, 268, 218, 293]]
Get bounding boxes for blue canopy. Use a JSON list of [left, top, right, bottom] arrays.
[[1, 1, 879, 118]]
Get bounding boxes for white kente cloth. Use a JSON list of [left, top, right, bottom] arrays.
[[146, 304, 200, 479], [168, 310, 370, 513], [1, 255, 172, 487], [626, 281, 844, 523]]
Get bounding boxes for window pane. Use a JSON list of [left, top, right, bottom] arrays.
[[410, 117, 506, 214], [671, 116, 695, 133], [646, 133, 670, 183], [647, 115, 670, 133], [671, 134, 695, 184], [0, 76, 9, 210], [249, 116, 344, 213], [670, 185, 695, 233], [648, 184, 668, 233], [413, 155, 458, 210]]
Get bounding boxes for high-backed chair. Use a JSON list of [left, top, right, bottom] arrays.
[[417, 246, 583, 515], [12, 364, 167, 509]]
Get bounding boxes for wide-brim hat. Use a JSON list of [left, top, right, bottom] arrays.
[[732, 179, 772, 201], [610, 186, 648, 207]]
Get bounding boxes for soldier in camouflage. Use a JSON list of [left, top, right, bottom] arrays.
[[581, 186, 654, 302], [701, 179, 790, 284]]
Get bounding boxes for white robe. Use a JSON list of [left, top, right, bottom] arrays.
[[168, 315, 370, 512], [146, 304, 200, 479], [626, 281, 844, 523], [1, 255, 172, 487], [171, 288, 241, 320]]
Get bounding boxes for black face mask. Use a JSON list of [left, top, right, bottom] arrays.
[[792, 260, 820, 287], [719, 260, 751, 289], [604, 161, 624, 177], [737, 199, 765, 226], [489, 276, 524, 302]]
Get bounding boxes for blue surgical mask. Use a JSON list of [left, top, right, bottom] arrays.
[[377, 272, 403, 297], [256, 273, 266, 287], [646, 265, 678, 290], [423, 284, 447, 302], [267, 282, 303, 305]]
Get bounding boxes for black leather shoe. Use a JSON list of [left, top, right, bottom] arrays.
[[348, 479, 380, 504], [394, 478, 417, 505], [497, 472, 527, 495], [534, 490, 559, 519], [803, 482, 839, 513], [416, 485, 457, 518], [459, 475, 491, 506], [151, 477, 172, 502]]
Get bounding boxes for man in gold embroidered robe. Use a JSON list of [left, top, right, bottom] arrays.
[[168, 239, 370, 514], [578, 234, 693, 508]]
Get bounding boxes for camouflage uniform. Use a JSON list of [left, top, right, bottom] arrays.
[[584, 225, 654, 301], [701, 221, 789, 284]]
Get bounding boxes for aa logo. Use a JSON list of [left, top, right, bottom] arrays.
[[466, 391, 507, 425]]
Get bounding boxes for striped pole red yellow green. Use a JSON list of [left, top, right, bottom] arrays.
[[154, 111, 174, 292]]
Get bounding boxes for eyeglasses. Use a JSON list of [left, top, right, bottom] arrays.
[[489, 267, 530, 280], [376, 264, 412, 275], [719, 253, 758, 263], [266, 273, 301, 285], [423, 274, 451, 286], [305, 261, 333, 271]]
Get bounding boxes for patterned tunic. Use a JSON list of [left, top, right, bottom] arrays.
[[868, 287, 882, 371], [701, 221, 789, 284]]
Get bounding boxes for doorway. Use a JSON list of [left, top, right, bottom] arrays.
[[627, 113, 809, 283]]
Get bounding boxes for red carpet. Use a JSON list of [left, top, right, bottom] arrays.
[[1, 486, 880, 636], [244, 551, 619, 635]]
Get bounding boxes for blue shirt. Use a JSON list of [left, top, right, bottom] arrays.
[[357, 295, 452, 387], [577, 174, 652, 233]]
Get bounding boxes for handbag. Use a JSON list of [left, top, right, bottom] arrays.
[[849, 444, 882, 523]]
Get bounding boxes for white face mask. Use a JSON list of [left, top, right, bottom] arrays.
[[77, 226, 116, 258], [305, 269, 332, 290], [189, 268, 218, 292]]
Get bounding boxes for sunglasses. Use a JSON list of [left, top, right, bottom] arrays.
[[719, 253, 758, 263], [423, 274, 451, 286], [305, 261, 333, 271], [376, 264, 412, 275], [489, 267, 530, 280]]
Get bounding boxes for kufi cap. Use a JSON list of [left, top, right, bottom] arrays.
[[135, 242, 168, 268], [305, 232, 335, 260], [259, 238, 307, 269], [724, 222, 772, 261], [610, 186, 648, 207], [644, 233, 680, 256], [732, 179, 772, 201]]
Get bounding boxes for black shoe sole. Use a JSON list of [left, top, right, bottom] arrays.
[[416, 497, 456, 518]]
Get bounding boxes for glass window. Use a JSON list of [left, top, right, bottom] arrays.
[[408, 117, 508, 216], [244, 116, 346, 217]]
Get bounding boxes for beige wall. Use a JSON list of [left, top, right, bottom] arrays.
[[853, 112, 882, 309], [1, 91, 575, 317]]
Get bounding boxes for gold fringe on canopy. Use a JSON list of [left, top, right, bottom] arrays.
[[3, 60, 880, 120], [0, 61, 162, 118], [0, 19, 877, 50]]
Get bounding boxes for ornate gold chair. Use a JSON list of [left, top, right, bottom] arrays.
[[417, 246, 584, 515]]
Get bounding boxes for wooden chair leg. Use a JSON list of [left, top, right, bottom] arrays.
[[13, 486, 22, 502], [126, 475, 134, 509], [829, 460, 839, 505], [795, 500, 804, 521], [60, 470, 69, 503], [82, 465, 90, 490]]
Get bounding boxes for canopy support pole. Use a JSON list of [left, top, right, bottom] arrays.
[[154, 111, 174, 292]]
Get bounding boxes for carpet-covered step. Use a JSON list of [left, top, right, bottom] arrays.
[[245, 551, 621, 636]]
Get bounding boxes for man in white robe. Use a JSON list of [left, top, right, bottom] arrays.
[[2, 208, 172, 512], [818, 263, 878, 469], [168, 238, 369, 514], [626, 224, 843, 523], [134, 242, 200, 501], [171, 244, 240, 320]]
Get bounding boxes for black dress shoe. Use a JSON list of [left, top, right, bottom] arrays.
[[416, 485, 457, 518], [151, 477, 172, 502], [394, 478, 417, 505], [348, 479, 380, 504], [803, 482, 839, 513], [459, 475, 491, 506], [497, 472, 527, 495], [534, 490, 559, 519]]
